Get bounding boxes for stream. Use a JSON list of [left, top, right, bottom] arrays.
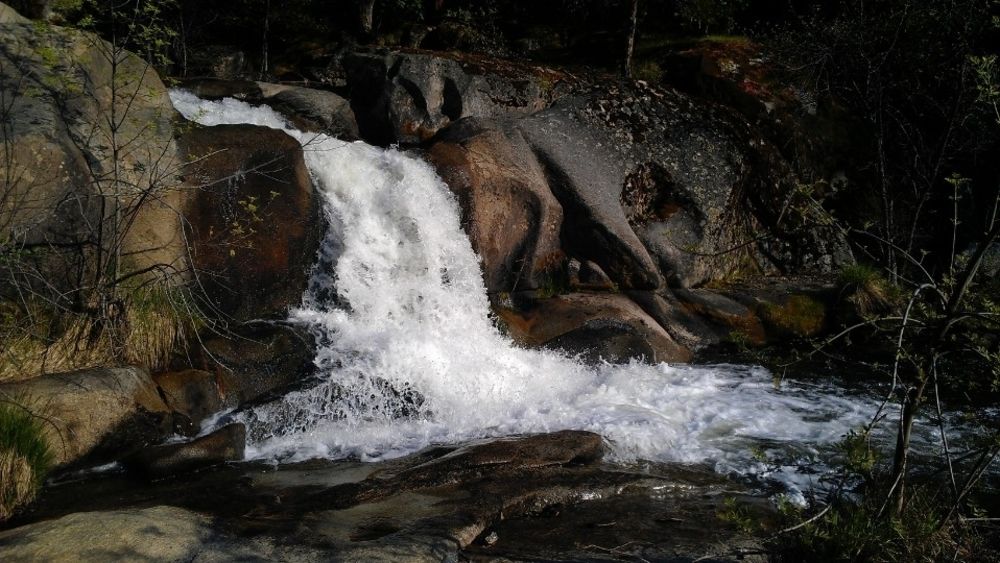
[[169, 90, 980, 506]]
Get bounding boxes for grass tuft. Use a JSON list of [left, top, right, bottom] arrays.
[[837, 263, 895, 317], [0, 399, 53, 521]]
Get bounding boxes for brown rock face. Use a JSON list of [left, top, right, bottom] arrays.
[[180, 124, 322, 322], [428, 122, 563, 293]]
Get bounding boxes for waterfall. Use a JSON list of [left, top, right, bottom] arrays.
[[169, 90, 897, 503]]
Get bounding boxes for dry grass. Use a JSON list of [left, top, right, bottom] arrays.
[[0, 285, 198, 382]]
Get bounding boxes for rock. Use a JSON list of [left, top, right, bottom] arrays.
[[261, 83, 359, 139], [721, 280, 833, 341], [152, 369, 239, 433], [344, 49, 571, 145], [0, 12, 185, 297], [673, 288, 767, 345], [1, 432, 768, 562], [186, 45, 247, 80], [0, 1, 29, 23], [518, 107, 665, 290], [427, 120, 563, 293], [125, 423, 245, 479], [574, 260, 616, 291], [0, 367, 171, 467], [0, 505, 275, 562], [199, 322, 316, 405], [496, 292, 691, 363], [180, 123, 323, 322]]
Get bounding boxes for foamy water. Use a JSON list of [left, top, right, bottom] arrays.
[[169, 90, 937, 502]]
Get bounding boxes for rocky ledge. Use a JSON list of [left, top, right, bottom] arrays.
[[0, 431, 770, 562]]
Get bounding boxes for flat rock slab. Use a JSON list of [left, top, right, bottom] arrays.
[[1, 431, 768, 562]]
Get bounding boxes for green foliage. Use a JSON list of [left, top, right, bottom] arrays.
[[717, 496, 755, 534], [67, 0, 180, 70], [0, 400, 53, 520], [771, 486, 995, 563]]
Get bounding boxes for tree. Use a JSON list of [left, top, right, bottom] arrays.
[[623, 0, 638, 78]]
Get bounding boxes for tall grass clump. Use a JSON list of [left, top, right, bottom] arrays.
[[837, 263, 895, 317], [0, 400, 53, 520]]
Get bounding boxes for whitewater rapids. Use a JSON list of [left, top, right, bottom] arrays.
[[170, 90, 898, 502]]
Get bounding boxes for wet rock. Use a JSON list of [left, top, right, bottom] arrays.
[[496, 293, 692, 363], [0, 367, 171, 467], [344, 49, 571, 145], [125, 423, 246, 479], [180, 123, 323, 322], [427, 120, 563, 293], [261, 83, 359, 139]]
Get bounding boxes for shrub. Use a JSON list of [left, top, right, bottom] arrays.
[[0, 400, 53, 520]]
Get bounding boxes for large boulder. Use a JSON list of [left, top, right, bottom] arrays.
[[0, 10, 186, 294], [179, 124, 323, 322], [258, 83, 359, 139], [344, 49, 572, 145], [0, 367, 171, 467]]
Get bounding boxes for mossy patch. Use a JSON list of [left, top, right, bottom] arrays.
[[759, 294, 826, 338]]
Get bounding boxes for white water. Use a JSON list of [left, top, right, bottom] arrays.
[[169, 91, 931, 502]]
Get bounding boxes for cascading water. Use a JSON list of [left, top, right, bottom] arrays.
[[169, 90, 942, 502]]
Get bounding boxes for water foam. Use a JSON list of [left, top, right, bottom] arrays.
[[169, 91, 911, 500]]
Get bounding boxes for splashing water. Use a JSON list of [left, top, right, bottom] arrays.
[[170, 90, 917, 501]]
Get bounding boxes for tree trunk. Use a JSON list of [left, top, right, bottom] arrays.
[[623, 0, 639, 78], [359, 0, 376, 38]]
